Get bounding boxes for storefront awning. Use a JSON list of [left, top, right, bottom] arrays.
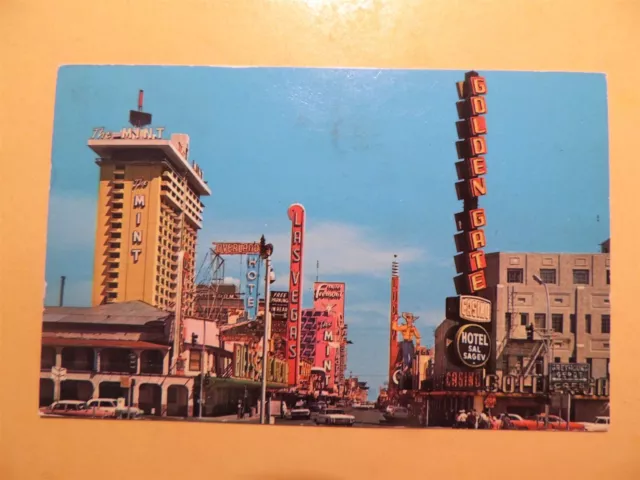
[[42, 337, 170, 350], [211, 377, 288, 389]]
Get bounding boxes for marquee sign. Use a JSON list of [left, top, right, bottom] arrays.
[[445, 295, 491, 324], [453, 72, 489, 295], [213, 242, 261, 255], [270, 291, 289, 318], [286, 204, 306, 386], [454, 323, 491, 368]]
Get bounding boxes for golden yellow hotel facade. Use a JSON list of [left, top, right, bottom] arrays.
[[88, 128, 211, 313]]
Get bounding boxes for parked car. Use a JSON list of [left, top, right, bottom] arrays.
[[40, 400, 91, 418], [84, 398, 144, 419], [583, 416, 610, 432], [511, 414, 585, 431], [383, 406, 410, 423], [289, 405, 311, 420], [315, 407, 355, 426]]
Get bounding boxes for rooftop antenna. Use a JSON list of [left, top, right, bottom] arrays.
[[316, 260, 319, 282], [129, 89, 152, 127]]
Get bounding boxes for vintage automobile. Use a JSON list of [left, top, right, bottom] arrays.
[[85, 398, 144, 419], [289, 405, 311, 420], [383, 406, 410, 424], [315, 407, 355, 426], [40, 400, 93, 418], [511, 414, 586, 431], [583, 416, 610, 432]]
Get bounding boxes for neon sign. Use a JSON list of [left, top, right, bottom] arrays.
[[286, 204, 306, 386], [90, 127, 165, 140], [453, 72, 489, 295], [244, 254, 260, 320], [130, 178, 148, 264]]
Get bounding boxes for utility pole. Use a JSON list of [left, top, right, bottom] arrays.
[[199, 316, 206, 419], [259, 236, 274, 425], [533, 274, 552, 430]]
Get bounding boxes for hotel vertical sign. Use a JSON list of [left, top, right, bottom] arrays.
[[446, 71, 492, 370], [131, 178, 148, 264], [286, 204, 306, 386]]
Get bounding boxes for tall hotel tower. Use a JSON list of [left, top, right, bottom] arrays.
[[87, 92, 211, 313]]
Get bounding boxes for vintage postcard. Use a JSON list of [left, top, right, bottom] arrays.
[[40, 66, 610, 432]]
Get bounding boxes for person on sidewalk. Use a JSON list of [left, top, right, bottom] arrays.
[[280, 400, 288, 419], [237, 399, 244, 419]]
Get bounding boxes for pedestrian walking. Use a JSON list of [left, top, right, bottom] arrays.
[[237, 399, 243, 419]]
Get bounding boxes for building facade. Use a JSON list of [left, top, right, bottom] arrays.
[[88, 129, 211, 313], [429, 245, 610, 422]]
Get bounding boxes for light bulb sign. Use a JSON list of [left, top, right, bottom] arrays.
[[454, 323, 491, 368], [286, 203, 306, 386], [453, 71, 489, 296]]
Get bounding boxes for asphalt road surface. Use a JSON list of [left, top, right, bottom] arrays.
[[276, 408, 413, 428]]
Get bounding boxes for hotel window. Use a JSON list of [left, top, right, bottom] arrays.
[[114, 173, 125, 180], [606, 358, 610, 377], [552, 314, 564, 333], [606, 270, 610, 285], [570, 314, 576, 334], [540, 268, 557, 284], [190, 350, 202, 371], [573, 269, 590, 285], [601, 314, 611, 334], [110, 232, 121, 239], [107, 292, 117, 299], [585, 314, 592, 334], [554, 357, 561, 363], [507, 268, 524, 283], [108, 252, 120, 259], [534, 313, 546, 329], [586, 358, 593, 371], [520, 312, 529, 326]]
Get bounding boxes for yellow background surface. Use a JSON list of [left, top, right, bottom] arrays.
[[1, 0, 639, 478]]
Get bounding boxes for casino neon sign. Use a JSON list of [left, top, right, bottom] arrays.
[[453, 72, 489, 295]]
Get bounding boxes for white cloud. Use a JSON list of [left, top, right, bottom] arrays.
[[415, 309, 445, 327], [204, 220, 426, 279], [222, 276, 240, 288], [47, 194, 97, 250]]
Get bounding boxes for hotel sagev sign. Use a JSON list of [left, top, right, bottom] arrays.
[[455, 323, 491, 368]]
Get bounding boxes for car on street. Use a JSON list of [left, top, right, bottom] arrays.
[[84, 398, 144, 419], [315, 407, 355, 426], [383, 406, 410, 424], [583, 416, 610, 432], [511, 414, 586, 431], [40, 400, 92, 418], [289, 405, 311, 420]]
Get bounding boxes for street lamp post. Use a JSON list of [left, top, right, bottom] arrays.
[[533, 274, 552, 429], [259, 236, 274, 425]]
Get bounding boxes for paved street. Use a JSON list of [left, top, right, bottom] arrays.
[[274, 408, 412, 428]]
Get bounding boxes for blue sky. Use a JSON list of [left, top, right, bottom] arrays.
[[45, 66, 609, 397]]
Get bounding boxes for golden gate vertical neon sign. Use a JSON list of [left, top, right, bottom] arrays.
[[453, 72, 489, 295], [287, 204, 306, 386]]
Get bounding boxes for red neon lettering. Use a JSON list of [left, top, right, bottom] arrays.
[[468, 250, 487, 271], [469, 177, 487, 197], [470, 76, 487, 95], [469, 136, 487, 156], [469, 116, 487, 135], [468, 229, 486, 250], [468, 157, 487, 177], [470, 96, 487, 115], [468, 270, 487, 292], [469, 209, 486, 228]]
